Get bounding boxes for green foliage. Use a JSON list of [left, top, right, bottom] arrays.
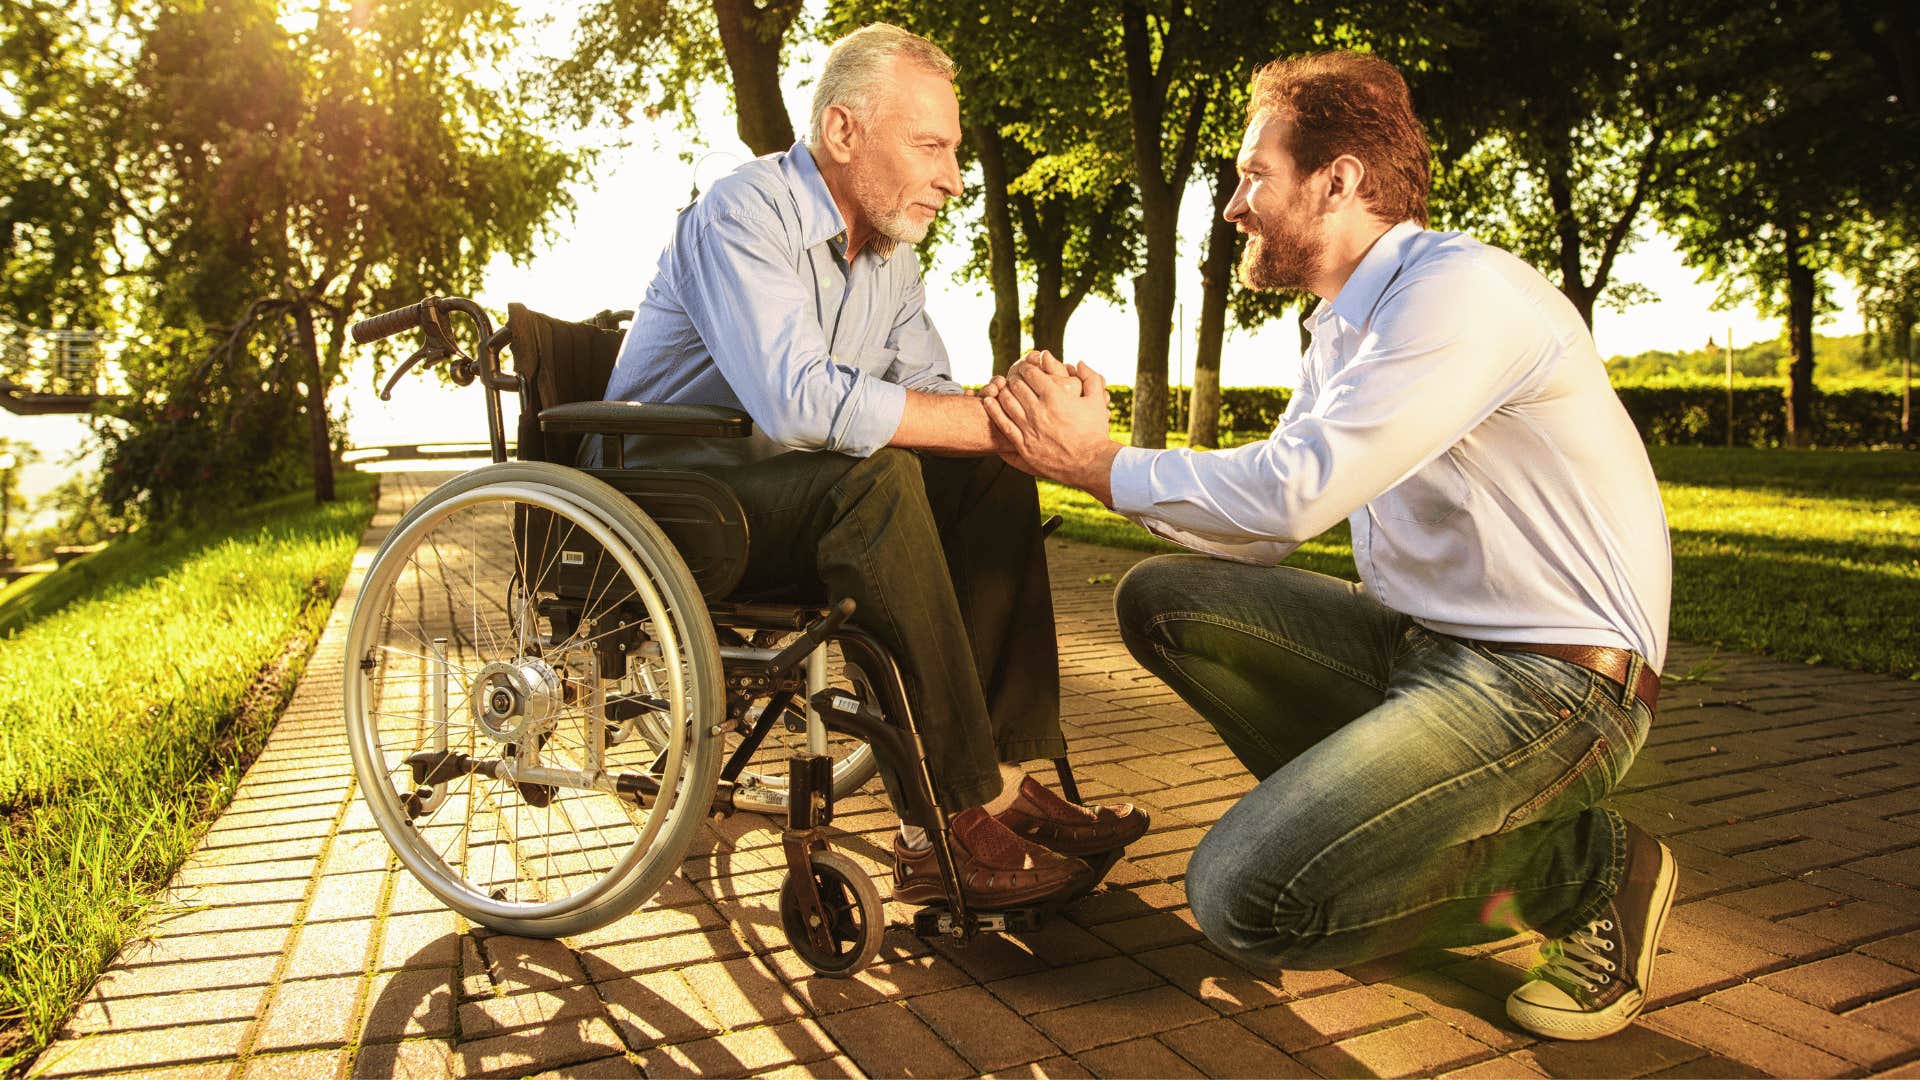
[[1606, 331, 1898, 382], [0, 0, 127, 334], [0, 475, 374, 1070], [1105, 375, 1911, 448], [550, 0, 807, 156], [14, 0, 583, 521], [1423, 0, 1672, 324]]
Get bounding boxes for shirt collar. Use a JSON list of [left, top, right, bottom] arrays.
[[781, 141, 896, 262], [1326, 220, 1423, 333]]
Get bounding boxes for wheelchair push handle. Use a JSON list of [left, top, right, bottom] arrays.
[[350, 300, 430, 345]]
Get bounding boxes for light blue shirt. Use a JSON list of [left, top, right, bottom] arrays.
[[1109, 222, 1672, 669], [604, 141, 961, 466]]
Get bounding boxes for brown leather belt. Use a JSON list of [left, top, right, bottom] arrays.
[[1482, 642, 1660, 714]]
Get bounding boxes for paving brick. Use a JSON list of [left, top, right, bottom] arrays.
[[1235, 986, 1420, 1052], [982, 1055, 1096, 1079], [1707, 981, 1910, 1068], [595, 965, 720, 1049], [281, 919, 376, 982], [1851, 988, 1920, 1038], [458, 982, 605, 1040], [986, 956, 1164, 1015], [1133, 943, 1289, 1015], [59, 983, 270, 1036], [1862, 930, 1920, 973], [1643, 1000, 1853, 1077], [1158, 1017, 1315, 1078], [452, 1014, 629, 1078], [251, 975, 366, 1052], [1027, 985, 1217, 1053], [482, 934, 590, 992], [674, 954, 805, 1030], [1757, 951, 1920, 1011], [358, 968, 456, 1042], [1443, 1053, 1550, 1079], [1520, 1022, 1709, 1078], [32, 1022, 255, 1077], [1294, 1017, 1495, 1078], [909, 985, 1061, 1072], [1783, 900, 1920, 946], [242, 1049, 347, 1079], [1073, 1036, 1206, 1078], [817, 1001, 973, 1077], [1378, 971, 1534, 1053]]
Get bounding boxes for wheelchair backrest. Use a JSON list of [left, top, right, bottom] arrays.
[[506, 303, 627, 466]]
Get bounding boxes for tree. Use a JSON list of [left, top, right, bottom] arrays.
[[552, 0, 807, 156], [0, 0, 130, 335], [823, 0, 1140, 375], [1655, 0, 1915, 446], [1424, 0, 1672, 327], [87, 0, 582, 515]]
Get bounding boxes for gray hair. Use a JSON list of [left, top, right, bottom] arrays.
[[807, 23, 956, 144]]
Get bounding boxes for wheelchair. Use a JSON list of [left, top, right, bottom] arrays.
[[340, 295, 1091, 977]]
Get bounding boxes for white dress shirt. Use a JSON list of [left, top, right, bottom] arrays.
[[1108, 221, 1671, 670]]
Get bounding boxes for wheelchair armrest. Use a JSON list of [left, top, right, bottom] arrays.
[[538, 400, 754, 439]]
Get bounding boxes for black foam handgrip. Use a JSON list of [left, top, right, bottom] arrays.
[[349, 302, 427, 345]]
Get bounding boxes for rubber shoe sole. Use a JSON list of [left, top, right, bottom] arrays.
[[1507, 839, 1678, 1040]]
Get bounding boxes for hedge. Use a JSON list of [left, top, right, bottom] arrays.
[[1107, 379, 1914, 449]]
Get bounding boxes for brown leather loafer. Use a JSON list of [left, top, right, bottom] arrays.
[[894, 806, 1093, 910], [995, 775, 1150, 858]]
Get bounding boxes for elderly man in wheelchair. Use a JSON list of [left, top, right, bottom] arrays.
[[593, 23, 1149, 907], [340, 22, 1144, 977]]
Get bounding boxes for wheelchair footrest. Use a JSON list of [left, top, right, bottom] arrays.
[[911, 906, 1045, 939]]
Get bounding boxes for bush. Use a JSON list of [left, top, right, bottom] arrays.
[[1107, 378, 1913, 449]]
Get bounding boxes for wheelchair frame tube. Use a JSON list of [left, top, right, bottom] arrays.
[[817, 626, 971, 927]]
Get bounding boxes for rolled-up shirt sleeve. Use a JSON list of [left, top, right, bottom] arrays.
[[1109, 264, 1552, 548], [882, 273, 964, 395], [676, 209, 907, 455]]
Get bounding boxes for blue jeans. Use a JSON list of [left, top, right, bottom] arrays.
[[1114, 556, 1652, 971]]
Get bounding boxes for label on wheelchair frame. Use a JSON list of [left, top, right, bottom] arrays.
[[828, 694, 861, 715], [561, 550, 585, 566]]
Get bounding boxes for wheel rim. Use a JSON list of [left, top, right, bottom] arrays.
[[782, 852, 881, 973], [344, 481, 709, 923]]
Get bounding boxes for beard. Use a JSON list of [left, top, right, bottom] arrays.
[[851, 169, 933, 246], [1238, 207, 1324, 291]]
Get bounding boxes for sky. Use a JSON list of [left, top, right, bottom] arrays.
[[1, 10, 1865, 528]]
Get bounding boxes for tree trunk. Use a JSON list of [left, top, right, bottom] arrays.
[[710, 0, 799, 156], [293, 304, 335, 503], [1120, 0, 1204, 450], [1903, 319, 1914, 448], [973, 123, 1022, 375], [1189, 156, 1237, 449], [1781, 225, 1817, 448]]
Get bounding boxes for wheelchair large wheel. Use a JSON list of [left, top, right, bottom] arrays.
[[344, 462, 724, 938]]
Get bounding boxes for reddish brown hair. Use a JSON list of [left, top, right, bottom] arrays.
[[1248, 51, 1431, 226]]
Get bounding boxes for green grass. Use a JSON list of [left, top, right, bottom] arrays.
[[0, 476, 375, 1070], [1042, 444, 1920, 678]]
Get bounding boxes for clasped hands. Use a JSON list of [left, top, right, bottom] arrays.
[[977, 350, 1122, 505]]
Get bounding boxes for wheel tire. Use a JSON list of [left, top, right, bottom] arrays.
[[780, 849, 885, 978], [344, 461, 725, 938]]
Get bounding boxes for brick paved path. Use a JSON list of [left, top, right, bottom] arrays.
[[32, 471, 1920, 1079]]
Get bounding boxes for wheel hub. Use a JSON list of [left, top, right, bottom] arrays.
[[471, 658, 562, 743]]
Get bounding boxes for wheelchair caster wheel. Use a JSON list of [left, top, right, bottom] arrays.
[[781, 849, 884, 978]]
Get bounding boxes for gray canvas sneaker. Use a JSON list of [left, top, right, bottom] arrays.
[[1507, 822, 1679, 1040]]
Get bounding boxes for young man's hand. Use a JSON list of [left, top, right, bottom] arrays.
[[981, 353, 1121, 505]]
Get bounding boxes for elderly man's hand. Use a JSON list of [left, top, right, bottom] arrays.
[[982, 355, 1121, 505]]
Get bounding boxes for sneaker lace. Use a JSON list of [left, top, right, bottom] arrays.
[[1536, 918, 1618, 996]]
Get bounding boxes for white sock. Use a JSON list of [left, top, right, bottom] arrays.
[[899, 823, 930, 850], [981, 761, 1028, 816]]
